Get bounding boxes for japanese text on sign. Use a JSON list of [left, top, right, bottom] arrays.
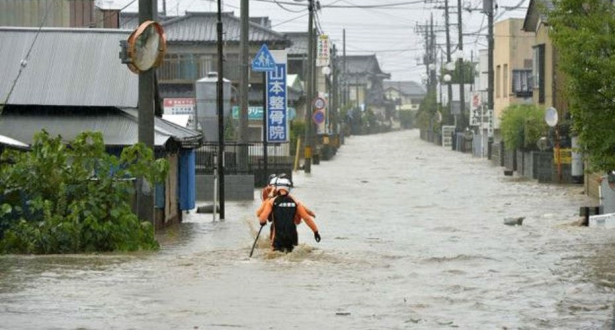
[[266, 63, 288, 142], [317, 35, 330, 67]]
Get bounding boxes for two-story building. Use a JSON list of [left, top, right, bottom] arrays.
[[383, 81, 425, 112], [341, 55, 391, 119], [494, 18, 535, 139]]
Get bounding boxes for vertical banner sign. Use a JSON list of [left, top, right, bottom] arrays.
[[470, 92, 481, 126], [266, 63, 288, 143], [316, 35, 330, 67]]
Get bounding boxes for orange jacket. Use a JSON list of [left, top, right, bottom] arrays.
[[261, 185, 275, 201], [257, 193, 318, 234]]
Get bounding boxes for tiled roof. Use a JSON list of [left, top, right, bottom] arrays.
[[162, 12, 290, 47], [383, 81, 426, 97]]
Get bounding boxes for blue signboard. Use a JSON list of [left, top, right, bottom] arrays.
[[251, 44, 276, 72], [266, 63, 288, 143]]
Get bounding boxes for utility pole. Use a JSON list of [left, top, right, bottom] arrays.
[[444, 0, 454, 125], [457, 0, 466, 131], [430, 14, 437, 92], [486, 0, 494, 135], [162, 0, 166, 18], [137, 0, 156, 225], [216, 0, 225, 219], [331, 44, 338, 134], [304, 0, 315, 174], [343, 29, 347, 106], [238, 0, 249, 171]]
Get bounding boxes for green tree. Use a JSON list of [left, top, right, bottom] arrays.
[[549, 0, 615, 171], [415, 90, 438, 130], [500, 104, 547, 151], [0, 131, 168, 254]]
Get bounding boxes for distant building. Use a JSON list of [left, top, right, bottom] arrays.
[[383, 81, 426, 112], [0, 27, 202, 228], [121, 11, 293, 142], [341, 55, 391, 118]]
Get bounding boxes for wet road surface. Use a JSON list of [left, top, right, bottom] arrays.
[[1, 130, 614, 329]]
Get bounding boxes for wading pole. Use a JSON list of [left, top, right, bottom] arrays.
[[249, 225, 265, 258]]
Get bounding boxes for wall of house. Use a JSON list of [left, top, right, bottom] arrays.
[[0, 0, 97, 27], [533, 24, 556, 109], [494, 19, 534, 129]]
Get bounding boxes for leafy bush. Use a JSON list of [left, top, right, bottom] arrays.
[[500, 104, 547, 151], [0, 131, 168, 254]]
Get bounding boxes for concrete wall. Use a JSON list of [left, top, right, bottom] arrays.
[[491, 142, 503, 167], [196, 174, 255, 201], [504, 149, 516, 171], [516, 150, 534, 179], [585, 172, 601, 199]]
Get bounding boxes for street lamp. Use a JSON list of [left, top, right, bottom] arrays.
[[443, 74, 452, 82], [428, 63, 436, 71]]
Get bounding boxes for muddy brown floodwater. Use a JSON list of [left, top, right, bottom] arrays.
[[1, 130, 614, 329]]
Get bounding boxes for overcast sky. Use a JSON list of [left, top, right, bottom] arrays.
[[102, 0, 529, 82]]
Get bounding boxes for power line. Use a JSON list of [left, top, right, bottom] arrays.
[[272, 0, 306, 13]]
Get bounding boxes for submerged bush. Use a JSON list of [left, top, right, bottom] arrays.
[[500, 104, 547, 151], [0, 131, 168, 254]]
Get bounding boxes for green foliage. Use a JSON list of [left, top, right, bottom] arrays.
[[289, 120, 306, 156], [0, 131, 167, 254], [415, 90, 438, 130], [549, 0, 615, 171], [500, 104, 547, 151], [398, 110, 416, 129]]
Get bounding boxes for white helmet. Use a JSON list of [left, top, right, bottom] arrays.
[[275, 178, 292, 192]]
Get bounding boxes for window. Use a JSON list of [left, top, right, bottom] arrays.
[[503, 64, 508, 98], [496, 65, 501, 98], [533, 44, 545, 103], [512, 69, 533, 97]]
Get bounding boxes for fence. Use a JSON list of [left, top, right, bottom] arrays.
[[195, 142, 293, 186]]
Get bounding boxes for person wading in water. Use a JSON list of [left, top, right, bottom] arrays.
[[257, 178, 320, 252]]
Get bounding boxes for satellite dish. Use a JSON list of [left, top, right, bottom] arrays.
[[545, 107, 559, 127]]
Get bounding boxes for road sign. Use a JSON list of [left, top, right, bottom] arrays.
[[312, 110, 325, 125], [313, 97, 326, 110], [252, 44, 276, 72], [266, 63, 289, 143]]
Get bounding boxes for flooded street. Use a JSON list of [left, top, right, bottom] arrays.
[[1, 129, 614, 329]]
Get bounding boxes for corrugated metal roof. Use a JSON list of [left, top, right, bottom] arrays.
[[162, 12, 290, 46], [383, 81, 426, 97], [0, 108, 201, 148], [0, 27, 138, 108]]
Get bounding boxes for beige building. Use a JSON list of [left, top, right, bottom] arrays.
[[493, 18, 535, 130], [523, 0, 568, 114], [383, 81, 425, 112]]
